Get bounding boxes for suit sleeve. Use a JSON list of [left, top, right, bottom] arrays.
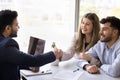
[[3, 39, 56, 67]]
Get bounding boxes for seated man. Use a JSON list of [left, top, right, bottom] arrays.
[[77, 16, 120, 77], [0, 9, 62, 80]]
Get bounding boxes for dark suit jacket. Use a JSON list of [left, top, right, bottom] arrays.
[[0, 34, 56, 80]]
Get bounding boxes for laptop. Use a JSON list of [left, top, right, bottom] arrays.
[[28, 36, 46, 72]]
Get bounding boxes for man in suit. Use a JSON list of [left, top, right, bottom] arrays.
[[0, 9, 62, 80]]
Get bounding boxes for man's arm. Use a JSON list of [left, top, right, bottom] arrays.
[[77, 58, 99, 74], [79, 53, 101, 67], [100, 54, 120, 77], [77, 42, 101, 73], [3, 39, 62, 67], [77, 43, 99, 67]]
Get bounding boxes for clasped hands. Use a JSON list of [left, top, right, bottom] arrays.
[[79, 52, 99, 74], [53, 48, 63, 60]]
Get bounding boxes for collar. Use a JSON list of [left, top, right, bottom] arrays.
[[104, 36, 120, 50]]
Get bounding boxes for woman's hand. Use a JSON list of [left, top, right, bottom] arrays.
[[79, 53, 91, 61], [53, 48, 63, 60]]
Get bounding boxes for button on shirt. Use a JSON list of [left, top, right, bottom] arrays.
[[77, 36, 120, 77], [103, 45, 113, 64]]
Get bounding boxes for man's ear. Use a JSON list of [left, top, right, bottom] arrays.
[[113, 29, 119, 35], [5, 25, 11, 31]]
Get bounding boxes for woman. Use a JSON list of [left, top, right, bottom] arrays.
[[52, 13, 100, 66]]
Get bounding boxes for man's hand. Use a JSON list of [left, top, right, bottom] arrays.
[[79, 53, 91, 61], [29, 67, 39, 72], [84, 64, 99, 74], [53, 48, 63, 60]]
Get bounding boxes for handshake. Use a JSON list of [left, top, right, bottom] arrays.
[[52, 42, 63, 60]]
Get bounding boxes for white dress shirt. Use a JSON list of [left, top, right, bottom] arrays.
[[77, 36, 120, 77]]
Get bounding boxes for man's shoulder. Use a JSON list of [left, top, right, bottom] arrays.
[[6, 38, 19, 48], [0, 37, 10, 47], [0, 37, 19, 49], [95, 40, 105, 45]]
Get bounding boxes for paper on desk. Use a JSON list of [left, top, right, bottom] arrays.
[[20, 69, 52, 77], [53, 70, 83, 80]]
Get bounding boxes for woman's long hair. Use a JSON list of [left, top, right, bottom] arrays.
[[74, 13, 100, 53]]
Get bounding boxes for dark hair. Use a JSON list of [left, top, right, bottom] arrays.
[[0, 9, 18, 33], [100, 16, 120, 35]]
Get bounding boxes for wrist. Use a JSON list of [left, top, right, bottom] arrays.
[[59, 51, 63, 61], [83, 64, 90, 70]]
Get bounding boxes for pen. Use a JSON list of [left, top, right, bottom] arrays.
[[73, 68, 79, 72]]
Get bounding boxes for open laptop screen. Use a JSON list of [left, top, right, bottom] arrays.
[[28, 36, 45, 55]]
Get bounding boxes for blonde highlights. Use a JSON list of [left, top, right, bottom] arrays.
[[74, 13, 100, 53]]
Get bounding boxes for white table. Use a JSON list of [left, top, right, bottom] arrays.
[[20, 58, 120, 80]]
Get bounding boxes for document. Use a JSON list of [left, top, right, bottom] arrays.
[[20, 69, 52, 77], [53, 70, 84, 80]]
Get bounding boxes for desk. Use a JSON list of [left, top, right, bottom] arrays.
[[20, 58, 120, 80]]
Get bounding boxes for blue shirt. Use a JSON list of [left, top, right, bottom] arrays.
[[77, 36, 120, 77]]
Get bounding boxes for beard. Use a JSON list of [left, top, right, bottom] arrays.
[[9, 29, 17, 37], [9, 33, 17, 37], [100, 34, 112, 42]]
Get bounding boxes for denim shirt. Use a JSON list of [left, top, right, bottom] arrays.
[[77, 36, 120, 77]]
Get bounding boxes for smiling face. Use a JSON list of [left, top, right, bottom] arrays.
[[99, 22, 114, 42], [81, 18, 93, 35]]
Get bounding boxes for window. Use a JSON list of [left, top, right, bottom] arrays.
[[79, 0, 120, 28], [0, 0, 76, 52]]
